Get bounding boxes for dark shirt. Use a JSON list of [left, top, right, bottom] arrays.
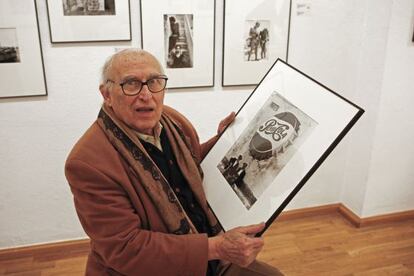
[[140, 128, 218, 275]]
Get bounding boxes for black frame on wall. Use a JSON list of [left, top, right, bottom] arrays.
[[221, 0, 292, 87], [0, 0, 48, 99], [46, 0, 132, 43], [140, 0, 217, 89]]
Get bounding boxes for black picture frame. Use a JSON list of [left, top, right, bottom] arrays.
[[202, 59, 364, 235], [46, 0, 132, 43], [222, 0, 292, 87], [140, 0, 216, 89], [0, 0, 47, 99]]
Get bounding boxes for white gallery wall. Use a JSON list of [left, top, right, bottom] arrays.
[[0, 0, 413, 248], [361, 0, 414, 217]]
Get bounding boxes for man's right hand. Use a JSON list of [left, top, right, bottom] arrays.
[[208, 223, 265, 267]]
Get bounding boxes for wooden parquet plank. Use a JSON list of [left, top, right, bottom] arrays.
[[41, 256, 88, 276]]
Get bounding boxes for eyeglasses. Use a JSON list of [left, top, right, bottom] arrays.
[[107, 76, 168, 96]]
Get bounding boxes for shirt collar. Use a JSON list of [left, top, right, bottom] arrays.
[[135, 123, 163, 151]]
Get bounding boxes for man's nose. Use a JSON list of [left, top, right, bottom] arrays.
[[138, 84, 152, 100]]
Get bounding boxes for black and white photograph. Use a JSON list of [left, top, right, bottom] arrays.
[[0, 28, 20, 63], [164, 14, 193, 69], [244, 20, 270, 62], [217, 92, 318, 209], [62, 0, 116, 16]]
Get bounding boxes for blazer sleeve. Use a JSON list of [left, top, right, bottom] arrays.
[[65, 158, 208, 276]]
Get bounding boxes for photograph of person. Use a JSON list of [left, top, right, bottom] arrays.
[[244, 20, 270, 62], [164, 14, 193, 68]]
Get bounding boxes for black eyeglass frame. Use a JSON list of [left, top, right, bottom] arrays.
[[106, 75, 168, 96]]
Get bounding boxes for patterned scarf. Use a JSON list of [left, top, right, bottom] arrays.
[[97, 105, 221, 235]]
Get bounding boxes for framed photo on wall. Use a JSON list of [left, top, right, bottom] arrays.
[[222, 0, 291, 86], [202, 59, 364, 233], [0, 0, 47, 98], [140, 0, 216, 88], [46, 0, 131, 43]]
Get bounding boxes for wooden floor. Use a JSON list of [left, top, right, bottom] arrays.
[[1, 212, 413, 275], [258, 213, 414, 275]]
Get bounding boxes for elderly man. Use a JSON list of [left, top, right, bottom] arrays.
[[65, 49, 282, 275]]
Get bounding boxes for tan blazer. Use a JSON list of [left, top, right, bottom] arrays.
[[65, 106, 218, 276]]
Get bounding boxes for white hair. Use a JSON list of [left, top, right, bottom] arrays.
[[100, 49, 164, 84]]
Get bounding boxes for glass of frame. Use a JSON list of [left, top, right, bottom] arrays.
[[46, 0, 131, 43], [222, 0, 291, 86], [0, 0, 47, 99], [202, 59, 364, 234], [140, 0, 216, 89]]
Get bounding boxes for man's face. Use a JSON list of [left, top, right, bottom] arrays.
[[100, 54, 165, 135]]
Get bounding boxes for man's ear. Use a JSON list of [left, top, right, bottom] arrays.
[[100, 84, 112, 107]]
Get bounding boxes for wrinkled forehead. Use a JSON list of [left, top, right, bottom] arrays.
[[109, 52, 163, 79]]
